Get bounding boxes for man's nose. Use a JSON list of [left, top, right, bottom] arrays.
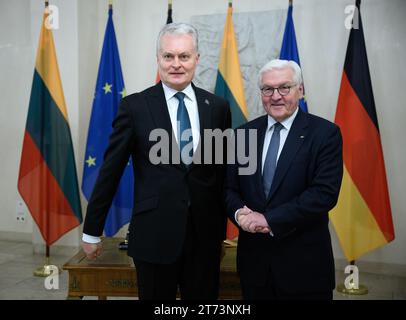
[[172, 56, 181, 68], [271, 90, 282, 100]]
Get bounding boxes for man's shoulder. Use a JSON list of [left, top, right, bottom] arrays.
[[305, 111, 339, 131], [193, 85, 229, 106], [238, 115, 267, 130], [124, 84, 160, 100], [192, 85, 214, 97], [119, 84, 162, 110]]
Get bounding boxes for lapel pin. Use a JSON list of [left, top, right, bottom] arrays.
[[300, 135, 305, 139], [204, 99, 210, 105]]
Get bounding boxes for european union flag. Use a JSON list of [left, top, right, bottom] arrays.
[[280, 3, 308, 112], [82, 7, 133, 237]]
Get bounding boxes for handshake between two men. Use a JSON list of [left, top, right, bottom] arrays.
[[236, 205, 271, 234]]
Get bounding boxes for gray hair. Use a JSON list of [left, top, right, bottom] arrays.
[[258, 59, 303, 88], [156, 22, 199, 55]]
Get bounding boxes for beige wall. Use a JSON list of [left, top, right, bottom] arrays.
[[0, 0, 405, 266]]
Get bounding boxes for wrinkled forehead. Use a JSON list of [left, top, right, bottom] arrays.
[[159, 33, 197, 53], [261, 68, 296, 86]]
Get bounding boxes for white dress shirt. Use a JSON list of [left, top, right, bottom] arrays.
[[83, 82, 201, 244], [162, 82, 200, 153], [261, 106, 299, 174]]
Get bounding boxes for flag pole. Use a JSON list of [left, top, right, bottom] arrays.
[[334, 0, 368, 295], [167, 0, 173, 23], [223, 0, 234, 253], [224, 0, 236, 249], [109, 0, 127, 251], [33, 0, 58, 278]]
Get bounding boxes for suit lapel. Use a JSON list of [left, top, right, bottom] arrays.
[[191, 85, 212, 168], [255, 116, 269, 202], [147, 82, 173, 135], [267, 108, 308, 201], [146, 83, 183, 170]]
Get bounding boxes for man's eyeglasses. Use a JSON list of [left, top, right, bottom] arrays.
[[260, 84, 297, 97]]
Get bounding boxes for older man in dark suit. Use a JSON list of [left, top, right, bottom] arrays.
[[225, 59, 343, 300], [82, 22, 231, 300]]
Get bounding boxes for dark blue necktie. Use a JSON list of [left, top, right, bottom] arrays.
[[263, 122, 283, 197], [175, 92, 193, 165]]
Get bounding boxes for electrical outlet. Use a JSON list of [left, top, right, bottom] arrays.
[[16, 200, 27, 223]]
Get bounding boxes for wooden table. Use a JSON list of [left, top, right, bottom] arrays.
[[63, 238, 241, 300]]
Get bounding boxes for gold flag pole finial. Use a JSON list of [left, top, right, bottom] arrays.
[[109, 0, 112, 9], [45, 1, 49, 7], [229, 1, 232, 8], [289, 0, 293, 5]]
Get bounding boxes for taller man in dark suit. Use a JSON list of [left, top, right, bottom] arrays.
[[82, 22, 231, 300], [225, 59, 343, 300]]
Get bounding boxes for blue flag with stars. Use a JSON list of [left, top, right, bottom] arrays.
[[82, 7, 133, 237], [280, 3, 308, 112]]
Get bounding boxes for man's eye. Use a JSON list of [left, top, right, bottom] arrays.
[[180, 55, 190, 61]]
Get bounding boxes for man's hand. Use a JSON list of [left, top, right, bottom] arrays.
[[236, 205, 253, 224], [239, 211, 271, 234], [82, 241, 102, 260]]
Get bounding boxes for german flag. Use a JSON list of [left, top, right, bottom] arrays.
[[17, 5, 82, 246], [215, 2, 247, 241], [330, 0, 394, 261]]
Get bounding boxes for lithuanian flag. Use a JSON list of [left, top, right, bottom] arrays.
[[214, 2, 248, 129], [330, 0, 394, 261], [17, 5, 82, 246], [215, 2, 247, 240]]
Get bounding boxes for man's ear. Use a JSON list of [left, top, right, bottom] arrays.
[[298, 84, 304, 99]]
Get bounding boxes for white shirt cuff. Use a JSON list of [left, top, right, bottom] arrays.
[[234, 208, 241, 225], [82, 233, 101, 244]]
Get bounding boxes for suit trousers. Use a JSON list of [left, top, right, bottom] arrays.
[[133, 210, 221, 300], [241, 267, 333, 300]]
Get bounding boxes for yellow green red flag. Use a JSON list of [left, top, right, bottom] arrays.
[[18, 6, 82, 246], [214, 2, 248, 240]]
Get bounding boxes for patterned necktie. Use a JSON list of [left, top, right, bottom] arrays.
[[262, 122, 283, 198], [175, 92, 193, 165]]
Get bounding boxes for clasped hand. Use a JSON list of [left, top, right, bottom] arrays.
[[82, 241, 102, 260], [237, 206, 271, 233]]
